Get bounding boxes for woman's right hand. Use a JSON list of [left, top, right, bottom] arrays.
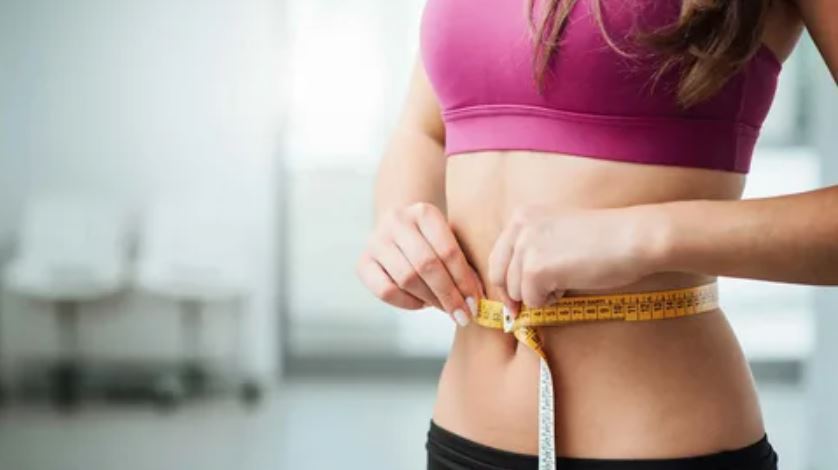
[[356, 202, 485, 326]]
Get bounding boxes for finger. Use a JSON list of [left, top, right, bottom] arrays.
[[506, 242, 523, 304], [487, 220, 522, 298], [356, 252, 426, 310], [543, 289, 567, 306], [521, 268, 552, 308], [476, 273, 487, 299], [392, 222, 469, 323], [520, 253, 553, 308], [370, 240, 441, 309], [412, 207, 484, 315]]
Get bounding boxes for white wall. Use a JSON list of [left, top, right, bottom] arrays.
[[281, 0, 459, 357], [0, 0, 285, 379]]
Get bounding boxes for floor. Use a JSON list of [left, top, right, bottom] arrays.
[[0, 379, 809, 470]]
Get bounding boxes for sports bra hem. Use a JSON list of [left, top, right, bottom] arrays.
[[444, 104, 762, 132], [442, 105, 759, 173]]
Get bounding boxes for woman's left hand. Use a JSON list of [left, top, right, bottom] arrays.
[[488, 204, 664, 318]]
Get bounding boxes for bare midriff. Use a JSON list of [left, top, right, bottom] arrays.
[[432, 150, 766, 458]]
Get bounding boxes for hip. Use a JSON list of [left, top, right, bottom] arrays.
[[426, 420, 778, 470]]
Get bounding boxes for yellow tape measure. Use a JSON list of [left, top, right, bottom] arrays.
[[473, 282, 720, 470], [476, 282, 720, 331]]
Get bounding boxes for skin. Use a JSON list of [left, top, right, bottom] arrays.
[[357, 0, 837, 458]]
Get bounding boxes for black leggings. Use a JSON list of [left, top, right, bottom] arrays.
[[426, 421, 779, 470]]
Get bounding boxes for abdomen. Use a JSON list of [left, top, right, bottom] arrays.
[[431, 150, 765, 457]]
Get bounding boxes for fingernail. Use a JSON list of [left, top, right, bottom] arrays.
[[466, 297, 477, 317], [502, 306, 514, 333], [453, 309, 470, 327]]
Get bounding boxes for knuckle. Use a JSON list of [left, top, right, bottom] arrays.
[[509, 212, 525, 228], [366, 235, 383, 252], [371, 224, 394, 244], [366, 244, 388, 263], [380, 209, 403, 228], [438, 289, 460, 310], [438, 244, 460, 263], [411, 201, 436, 219], [416, 255, 439, 275], [511, 206, 533, 224], [395, 270, 419, 289], [391, 210, 411, 227]]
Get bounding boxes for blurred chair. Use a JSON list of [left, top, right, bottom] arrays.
[[134, 195, 260, 405], [2, 195, 130, 409]]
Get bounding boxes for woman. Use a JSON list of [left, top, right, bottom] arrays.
[[356, 0, 837, 468]]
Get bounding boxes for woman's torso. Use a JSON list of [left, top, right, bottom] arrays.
[[428, 1, 803, 458]]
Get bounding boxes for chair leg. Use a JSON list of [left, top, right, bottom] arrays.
[[179, 300, 207, 395], [53, 301, 82, 410], [232, 297, 261, 406]]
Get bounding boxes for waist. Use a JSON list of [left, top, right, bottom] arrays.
[[436, 300, 765, 457], [445, 149, 744, 299]]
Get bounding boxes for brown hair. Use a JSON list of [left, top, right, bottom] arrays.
[[528, 0, 772, 107]]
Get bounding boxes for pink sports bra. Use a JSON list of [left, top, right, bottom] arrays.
[[420, 0, 782, 173]]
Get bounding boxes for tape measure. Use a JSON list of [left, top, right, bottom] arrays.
[[474, 282, 720, 470]]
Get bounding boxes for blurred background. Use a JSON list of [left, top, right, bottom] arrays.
[[0, 0, 835, 469]]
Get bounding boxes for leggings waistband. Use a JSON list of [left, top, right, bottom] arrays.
[[426, 420, 778, 470]]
